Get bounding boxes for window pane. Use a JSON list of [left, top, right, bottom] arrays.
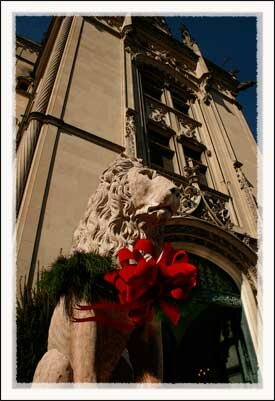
[[170, 89, 190, 114], [148, 130, 170, 147]]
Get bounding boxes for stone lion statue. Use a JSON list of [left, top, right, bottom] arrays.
[[33, 153, 180, 384]]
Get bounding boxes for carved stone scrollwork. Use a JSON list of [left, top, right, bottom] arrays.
[[125, 108, 137, 157], [176, 165, 233, 230], [145, 100, 169, 127], [177, 165, 201, 215], [177, 184, 201, 215], [147, 44, 188, 72], [199, 191, 233, 229], [177, 118, 197, 139], [96, 17, 125, 31], [125, 33, 192, 80], [182, 164, 201, 183], [199, 72, 212, 105]]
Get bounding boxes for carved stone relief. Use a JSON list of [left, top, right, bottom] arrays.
[[145, 99, 169, 127], [147, 44, 189, 73], [199, 191, 233, 229], [198, 72, 213, 105], [124, 32, 196, 83], [176, 165, 232, 230], [125, 108, 137, 157], [177, 117, 198, 139], [179, 23, 195, 49], [177, 184, 201, 215]]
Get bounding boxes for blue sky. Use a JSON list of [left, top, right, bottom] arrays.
[[16, 16, 257, 139]]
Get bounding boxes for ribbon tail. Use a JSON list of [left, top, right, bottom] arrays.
[[72, 315, 135, 331], [159, 299, 181, 325]]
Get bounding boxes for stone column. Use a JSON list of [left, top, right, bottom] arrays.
[[16, 17, 73, 211]]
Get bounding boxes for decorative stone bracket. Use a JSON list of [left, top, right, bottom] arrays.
[[177, 115, 200, 139], [145, 98, 170, 128]]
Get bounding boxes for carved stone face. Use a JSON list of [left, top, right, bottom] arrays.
[[127, 167, 180, 225]]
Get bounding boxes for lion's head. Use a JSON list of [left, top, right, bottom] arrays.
[[71, 154, 180, 258]]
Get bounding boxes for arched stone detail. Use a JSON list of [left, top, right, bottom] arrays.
[[165, 216, 257, 279], [164, 215, 259, 360]]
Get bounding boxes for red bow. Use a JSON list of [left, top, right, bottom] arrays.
[[73, 240, 197, 329]]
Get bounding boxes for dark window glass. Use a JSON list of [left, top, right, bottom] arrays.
[[148, 130, 170, 147], [171, 90, 189, 114], [16, 77, 30, 92], [143, 80, 162, 101], [147, 129, 174, 172], [184, 146, 201, 161]]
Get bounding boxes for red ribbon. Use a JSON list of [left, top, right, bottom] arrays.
[[73, 239, 197, 329]]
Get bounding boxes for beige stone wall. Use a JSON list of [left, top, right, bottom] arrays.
[[64, 19, 123, 145], [16, 45, 38, 65], [213, 92, 257, 193], [35, 133, 118, 270]]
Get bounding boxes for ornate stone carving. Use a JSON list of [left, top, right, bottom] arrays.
[[179, 23, 195, 49], [175, 163, 233, 231], [177, 117, 198, 139], [199, 191, 232, 229], [177, 184, 201, 215], [96, 16, 124, 31], [145, 99, 169, 127], [147, 44, 188, 72], [125, 108, 137, 157], [124, 32, 193, 81], [199, 72, 212, 105]]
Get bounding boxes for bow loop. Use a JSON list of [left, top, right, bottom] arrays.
[[118, 248, 135, 266], [172, 249, 189, 265]]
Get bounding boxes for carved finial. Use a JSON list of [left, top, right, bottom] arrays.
[[179, 22, 194, 48]]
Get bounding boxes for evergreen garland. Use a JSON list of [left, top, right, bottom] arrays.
[[38, 252, 119, 316]]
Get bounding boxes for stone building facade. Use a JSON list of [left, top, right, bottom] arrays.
[[15, 16, 259, 383]]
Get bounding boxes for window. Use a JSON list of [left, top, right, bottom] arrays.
[[183, 145, 208, 186], [140, 65, 164, 101], [147, 124, 174, 172], [170, 88, 190, 115], [138, 63, 208, 183], [16, 76, 31, 94]]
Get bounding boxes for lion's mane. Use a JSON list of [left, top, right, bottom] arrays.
[[71, 154, 162, 258]]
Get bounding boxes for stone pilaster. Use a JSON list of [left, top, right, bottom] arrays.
[[16, 17, 73, 211]]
